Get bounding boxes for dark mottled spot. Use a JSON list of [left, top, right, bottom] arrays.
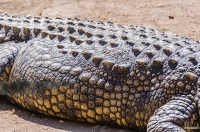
[[69, 36, 76, 42], [96, 34, 104, 38], [98, 27, 106, 30], [187, 47, 194, 52], [67, 26, 75, 34], [33, 19, 40, 23], [56, 44, 65, 49], [55, 17, 63, 20], [151, 36, 159, 40], [98, 40, 107, 45], [57, 35, 66, 42], [78, 23, 85, 27], [168, 58, 178, 68], [142, 42, 150, 46], [78, 29, 85, 35], [75, 39, 83, 45], [41, 31, 48, 38], [44, 20, 51, 23], [102, 60, 114, 70], [110, 43, 118, 48], [145, 51, 154, 59], [163, 48, 172, 56], [4, 25, 11, 33], [163, 39, 170, 43], [174, 43, 181, 47], [136, 58, 148, 66], [67, 22, 75, 25], [48, 25, 55, 31], [153, 44, 162, 50], [58, 27, 65, 32], [88, 25, 96, 29], [108, 21, 113, 24], [82, 51, 92, 60], [121, 36, 128, 40], [97, 21, 104, 24], [74, 17, 81, 21], [33, 28, 41, 36], [85, 32, 93, 38], [139, 34, 147, 38], [109, 34, 117, 39], [71, 50, 79, 57], [0, 24, 3, 30], [23, 20, 30, 23], [23, 27, 31, 36], [60, 50, 68, 54], [152, 58, 163, 67], [132, 48, 141, 56], [189, 57, 198, 65], [126, 41, 134, 46], [86, 40, 94, 45], [92, 56, 103, 65], [12, 26, 20, 36], [49, 34, 56, 40], [0, 36, 5, 43]]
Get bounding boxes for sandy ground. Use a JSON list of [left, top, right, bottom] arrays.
[[0, 0, 200, 132]]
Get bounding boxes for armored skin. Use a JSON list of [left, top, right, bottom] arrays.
[[0, 13, 200, 132]]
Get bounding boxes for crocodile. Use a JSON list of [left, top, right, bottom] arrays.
[[0, 13, 200, 132]]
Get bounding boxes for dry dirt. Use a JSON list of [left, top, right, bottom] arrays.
[[0, 0, 200, 132]]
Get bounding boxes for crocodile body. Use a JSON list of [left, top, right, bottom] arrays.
[[0, 13, 200, 132]]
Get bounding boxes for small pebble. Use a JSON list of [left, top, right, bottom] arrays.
[[43, 127, 48, 130], [11, 109, 16, 114], [59, 120, 64, 123], [168, 16, 174, 19]]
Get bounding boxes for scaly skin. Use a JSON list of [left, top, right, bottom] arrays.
[[0, 13, 200, 132]]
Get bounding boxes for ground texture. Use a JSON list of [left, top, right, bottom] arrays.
[[0, 0, 200, 132]]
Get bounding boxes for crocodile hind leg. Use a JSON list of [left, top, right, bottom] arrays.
[[0, 42, 19, 95], [147, 94, 198, 132]]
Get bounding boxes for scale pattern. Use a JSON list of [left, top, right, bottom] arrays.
[[0, 13, 200, 132]]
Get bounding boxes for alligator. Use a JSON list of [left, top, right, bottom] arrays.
[[0, 12, 200, 132]]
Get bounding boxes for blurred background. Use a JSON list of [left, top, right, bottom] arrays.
[[0, 0, 200, 132]]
